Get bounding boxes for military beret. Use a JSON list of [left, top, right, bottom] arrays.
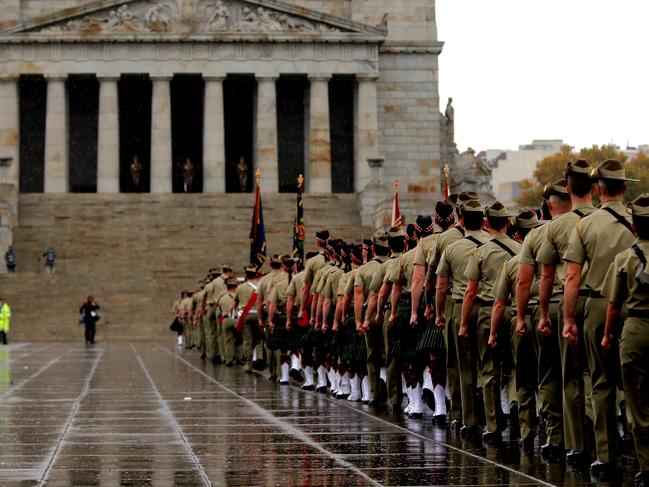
[[543, 179, 569, 199], [515, 208, 540, 229], [565, 159, 592, 177], [461, 199, 484, 213], [315, 230, 330, 244], [485, 201, 512, 218], [350, 244, 364, 264], [415, 215, 434, 234], [405, 223, 418, 241], [449, 191, 479, 208], [591, 159, 639, 182], [630, 194, 649, 217], [226, 278, 239, 288]]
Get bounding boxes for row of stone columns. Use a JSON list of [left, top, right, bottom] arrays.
[[6, 73, 379, 194]]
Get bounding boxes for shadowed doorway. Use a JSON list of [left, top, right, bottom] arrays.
[[277, 76, 307, 193], [329, 76, 355, 193], [118, 75, 152, 193], [19, 75, 46, 193], [171, 74, 204, 193], [224, 75, 255, 193], [67, 75, 99, 193]]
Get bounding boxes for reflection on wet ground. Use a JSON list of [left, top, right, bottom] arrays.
[[0, 342, 638, 486]]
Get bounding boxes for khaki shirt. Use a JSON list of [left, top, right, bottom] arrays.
[[355, 257, 387, 304], [217, 291, 235, 317], [172, 299, 181, 314], [428, 226, 466, 273], [338, 271, 351, 296], [519, 223, 561, 297], [269, 273, 290, 306], [413, 234, 439, 268], [564, 201, 635, 293], [436, 231, 490, 301], [465, 234, 522, 302], [387, 247, 417, 293], [369, 254, 401, 293], [323, 267, 345, 300], [315, 263, 339, 294], [343, 269, 356, 297], [493, 256, 519, 303], [287, 270, 305, 306], [303, 253, 326, 285], [235, 279, 259, 310], [537, 203, 596, 288], [258, 270, 281, 304], [602, 240, 649, 310], [205, 276, 227, 305], [180, 297, 193, 313]]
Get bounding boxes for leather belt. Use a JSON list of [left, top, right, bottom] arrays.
[[579, 289, 603, 299], [628, 309, 649, 318], [479, 299, 494, 307]]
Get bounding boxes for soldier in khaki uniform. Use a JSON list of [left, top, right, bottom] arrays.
[[218, 278, 239, 366], [489, 210, 541, 452], [462, 201, 521, 444], [204, 266, 231, 363], [564, 159, 637, 480], [179, 292, 194, 350], [298, 230, 329, 321], [436, 199, 489, 439], [201, 270, 220, 362], [257, 256, 283, 381], [537, 161, 596, 466], [233, 266, 261, 373], [601, 194, 649, 487], [268, 256, 297, 385]]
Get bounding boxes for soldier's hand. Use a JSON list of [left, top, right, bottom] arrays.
[[341, 314, 347, 326], [488, 332, 497, 349], [332, 321, 339, 332], [258, 318, 264, 328], [321, 322, 328, 333], [601, 333, 614, 350], [515, 317, 527, 337], [355, 320, 363, 334], [297, 310, 304, 320], [562, 318, 579, 347], [435, 315, 446, 329], [409, 312, 419, 328], [322, 318, 328, 330], [363, 319, 371, 332], [388, 311, 398, 326], [376, 310, 384, 324], [309, 315, 316, 327], [537, 316, 552, 336], [286, 321, 292, 331], [424, 305, 434, 321], [458, 323, 468, 339]]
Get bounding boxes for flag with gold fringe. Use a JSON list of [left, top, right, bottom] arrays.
[[291, 174, 305, 262], [391, 180, 403, 228], [249, 170, 267, 270]]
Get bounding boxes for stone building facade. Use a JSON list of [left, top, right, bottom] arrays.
[[0, 0, 444, 241]]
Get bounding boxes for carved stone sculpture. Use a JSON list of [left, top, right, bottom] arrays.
[[447, 148, 495, 203]]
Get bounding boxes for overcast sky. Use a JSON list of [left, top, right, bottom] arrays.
[[436, 0, 649, 152]]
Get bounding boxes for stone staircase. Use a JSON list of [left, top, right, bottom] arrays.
[[1, 193, 370, 341]]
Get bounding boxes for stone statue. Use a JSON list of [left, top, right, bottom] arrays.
[[182, 158, 195, 193], [257, 8, 283, 32], [130, 156, 143, 190], [205, 0, 229, 31], [237, 156, 248, 192], [231, 7, 260, 31], [277, 13, 315, 32], [448, 148, 495, 203], [145, 3, 171, 31], [445, 97, 454, 145]]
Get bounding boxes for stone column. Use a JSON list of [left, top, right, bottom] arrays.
[[150, 76, 172, 193], [308, 74, 332, 194], [44, 76, 68, 193], [0, 78, 19, 188], [203, 76, 225, 193], [255, 76, 278, 192], [97, 76, 120, 193], [356, 75, 380, 193]]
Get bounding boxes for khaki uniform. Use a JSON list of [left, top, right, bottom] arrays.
[[368, 254, 401, 406], [258, 269, 282, 376], [355, 257, 387, 400], [269, 273, 291, 354], [437, 230, 489, 427], [493, 255, 536, 439], [180, 297, 193, 349], [218, 290, 237, 363], [565, 201, 635, 463], [235, 279, 260, 372], [602, 239, 649, 472], [205, 276, 227, 360], [465, 233, 521, 433], [537, 203, 596, 452], [288, 270, 308, 365]]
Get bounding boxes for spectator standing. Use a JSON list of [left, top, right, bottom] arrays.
[[79, 296, 100, 344], [0, 297, 11, 345], [4, 246, 16, 273], [43, 247, 56, 274]]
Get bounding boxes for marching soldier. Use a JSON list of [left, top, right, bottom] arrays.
[[232, 265, 261, 373], [436, 199, 489, 439], [601, 194, 649, 487], [462, 201, 521, 444], [563, 159, 637, 480], [218, 278, 239, 366], [257, 255, 283, 381], [298, 231, 329, 321]]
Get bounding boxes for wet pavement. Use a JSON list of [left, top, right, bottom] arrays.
[[0, 342, 638, 486]]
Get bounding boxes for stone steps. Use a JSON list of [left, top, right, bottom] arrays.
[[2, 193, 371, 341]]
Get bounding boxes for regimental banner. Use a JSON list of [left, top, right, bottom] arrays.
[[291, 174, 305, 262], [249, 170, 267, 270]]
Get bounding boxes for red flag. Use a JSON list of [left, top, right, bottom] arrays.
[[444, 179, 450, 202], [392, 182, 403, 228]]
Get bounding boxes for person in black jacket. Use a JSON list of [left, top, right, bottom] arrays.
[[80, 296, 100, 344]]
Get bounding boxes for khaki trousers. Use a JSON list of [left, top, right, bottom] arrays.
[[453, 302, 479, 427], [510, 313, 537, 439]]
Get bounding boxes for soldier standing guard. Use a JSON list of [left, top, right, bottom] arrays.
[[563, 159, 637, 480], [601, 194, 649, 487]]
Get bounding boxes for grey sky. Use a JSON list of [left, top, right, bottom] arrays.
[[436, 0, 649, 152]]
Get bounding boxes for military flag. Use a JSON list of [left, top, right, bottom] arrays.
[[291, 174, 305, 262], [443, 164, 450, 202], [391, 180, 403, 228], [249, 170, 267, 269]]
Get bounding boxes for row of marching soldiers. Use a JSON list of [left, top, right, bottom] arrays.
[[173, 158, 649, 486]]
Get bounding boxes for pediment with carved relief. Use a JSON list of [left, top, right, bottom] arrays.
[[3, 0, 387, 38]]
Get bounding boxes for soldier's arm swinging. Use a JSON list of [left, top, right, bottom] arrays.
[[563, 261, 583, 346], [285, 294, 295, 329], [268, 302, 276, 331], [515, 263, 535, 337], [299, 282, 311, 318], [488, 298, 507, 348], [376, 282, 392, 324], [315, 294, 325, 329], [256, 292, 264, 327], [322, 297, 333, 330], [410, 264, 426, 326], [389, 283, 402, 325], [601, 301, 622, 350], [538, 264, 556, 335], [333, 295, 344, 331], [364, 291, 379, 330], [354, 285, 365, 332], [435, 276, 449, 328], [459, 279, 478, 338]]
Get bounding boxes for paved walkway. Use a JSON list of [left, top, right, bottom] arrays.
[[0, 342, 637, 486]]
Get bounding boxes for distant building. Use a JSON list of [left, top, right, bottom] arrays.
[[480, 139, 564, 207]]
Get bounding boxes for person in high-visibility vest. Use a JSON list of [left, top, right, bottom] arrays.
[[0, 297, 11, 345]]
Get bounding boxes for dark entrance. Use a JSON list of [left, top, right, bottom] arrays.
[[277, 76, 307, 193], [67, 75, 99, 193], [18, 75, 47, 193], [329, 76, 355, 193], [224, 75, 255, 193], [171, 74, 204, 193], [118, 75, 152, 193]]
